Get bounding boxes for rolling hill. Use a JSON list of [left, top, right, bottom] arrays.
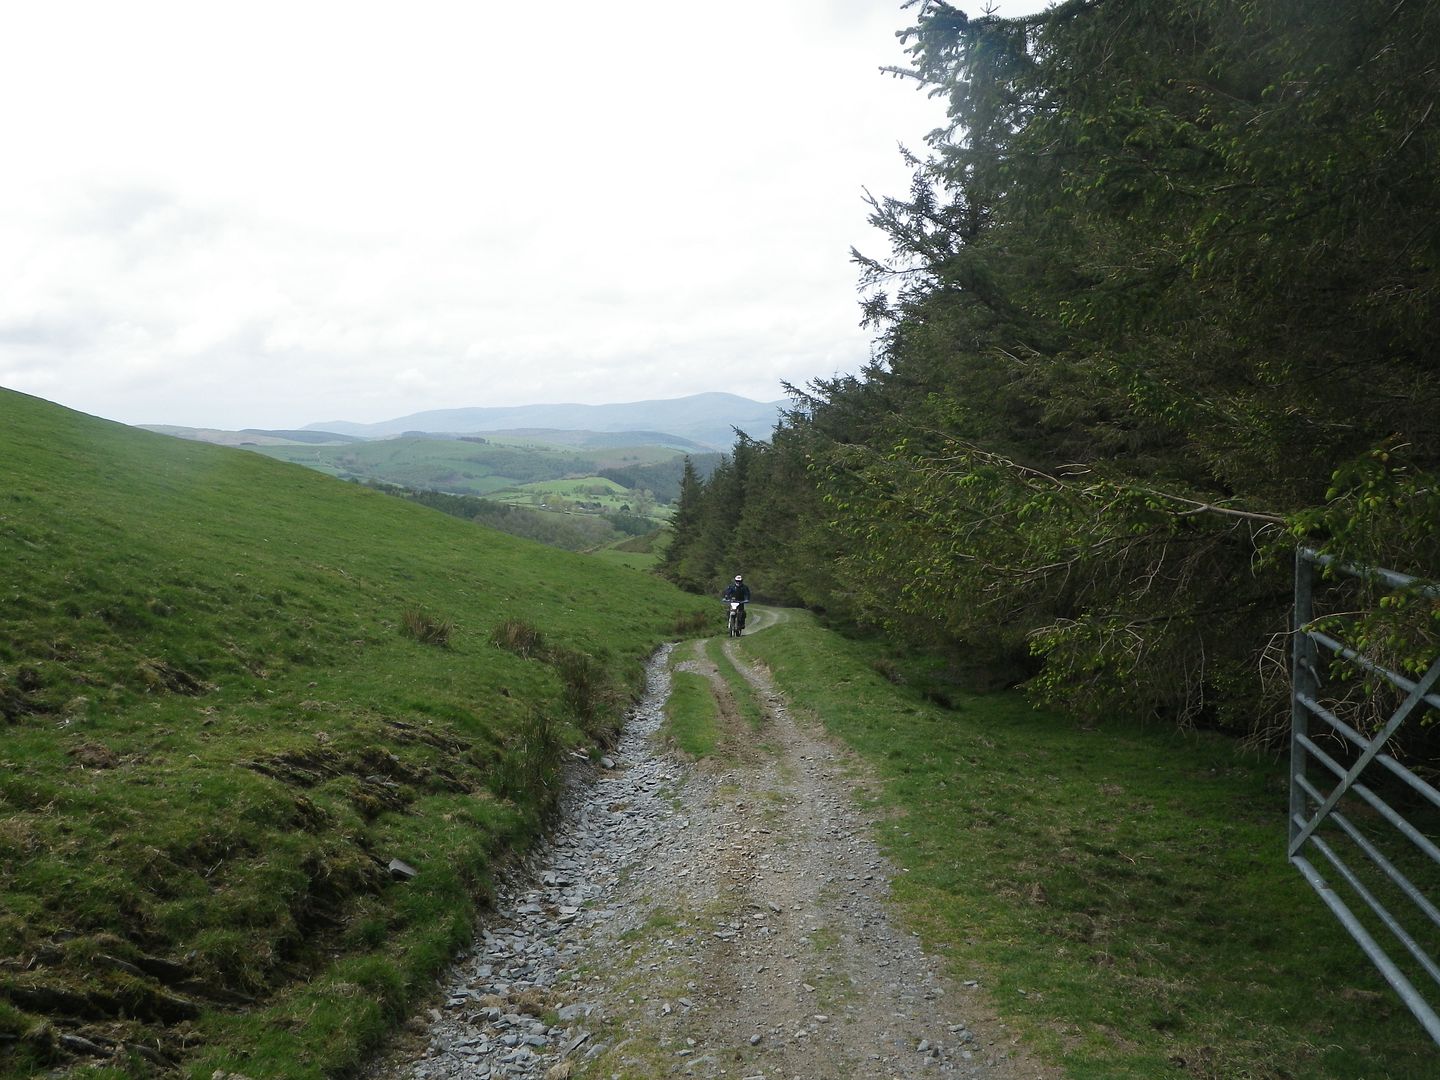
[[244, 432, 700, 493], [304, 391, 786, 449], [140, 427, 726, 554]]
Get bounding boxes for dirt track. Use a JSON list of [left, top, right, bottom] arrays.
[[374, 609, 1061, 1079]]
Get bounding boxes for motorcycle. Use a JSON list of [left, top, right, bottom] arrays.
[[725, 599, 746, 637]]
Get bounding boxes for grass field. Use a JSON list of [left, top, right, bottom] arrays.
[[491, 476, 643, 516], [734, 611, 1438, 1080], [0, 388, 708, 1078], [247, 435, 585, 495]]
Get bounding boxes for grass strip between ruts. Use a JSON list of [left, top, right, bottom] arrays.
[[709, 637, 767, 732], [664, 665, 721, 759]]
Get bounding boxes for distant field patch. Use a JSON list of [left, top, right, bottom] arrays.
[[590, 530, 666, 571], [495, 477, 648, 516]]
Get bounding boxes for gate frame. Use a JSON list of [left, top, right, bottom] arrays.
[[1290, 546, 1440, 1044]]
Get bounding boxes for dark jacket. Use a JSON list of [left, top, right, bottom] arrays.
[[723, 581, 751, 603]]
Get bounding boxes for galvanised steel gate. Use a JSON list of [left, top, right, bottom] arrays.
[[1290, 547, 1440, 1043]]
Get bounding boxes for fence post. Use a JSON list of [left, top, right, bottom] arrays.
[[1290, 548, 1317, 855]]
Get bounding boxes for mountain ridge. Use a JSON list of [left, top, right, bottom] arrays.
[[304, 391, 785, 449]]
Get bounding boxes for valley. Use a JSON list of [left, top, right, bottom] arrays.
[[139, 392, 763, 553]]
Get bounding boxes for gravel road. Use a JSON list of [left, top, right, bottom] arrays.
[[369, 611, 1062, 1080]]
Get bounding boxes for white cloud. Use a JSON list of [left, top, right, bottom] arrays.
[[0, 0, 1049, 429]]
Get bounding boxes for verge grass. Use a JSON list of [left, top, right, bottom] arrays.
[[661, 635, 767, 762], [0, 389, 709, 1078], [735, 610, 1437, 1080]]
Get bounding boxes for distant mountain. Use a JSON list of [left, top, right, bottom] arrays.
[[140, 425, 363, 447], [305, 392, 785, 450], [486, 429, 713, 453], [240, 428, 367, 444]]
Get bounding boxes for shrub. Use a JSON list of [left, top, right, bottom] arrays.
[[490, 618, 621, 741], [870, 657, 903, 685]]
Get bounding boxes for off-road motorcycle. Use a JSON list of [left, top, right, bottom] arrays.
[[726, 599, 746, 637]]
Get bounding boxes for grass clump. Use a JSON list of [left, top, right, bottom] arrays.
[[736, 610, 1438, 1080], [489, 708, 566, 801], [400, 607, 454, 647], [549, 647, 614, 740], [490, 618, 618, 741], [669, 609, 712, 637], [490, 617, 546, 658]]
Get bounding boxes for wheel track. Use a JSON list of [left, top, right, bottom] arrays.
[[371, 611, 1061, 1080]]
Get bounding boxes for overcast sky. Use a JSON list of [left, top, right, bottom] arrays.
[[0, 0, 1046, 430]]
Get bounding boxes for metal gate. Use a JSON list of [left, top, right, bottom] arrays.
[[1290, 547, 1440, 1043]]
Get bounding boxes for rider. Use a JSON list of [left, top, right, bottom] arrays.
[[722, 574, 751, 631]]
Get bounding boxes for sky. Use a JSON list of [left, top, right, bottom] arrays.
[[0, 0, 1047, 430]]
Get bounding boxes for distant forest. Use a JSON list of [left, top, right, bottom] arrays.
[[598, 453, 723, 504], [664, 0, 1440, 740]]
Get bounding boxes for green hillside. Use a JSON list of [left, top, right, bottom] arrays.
[[246, 434, 683, 500], [0, 389, 708, 1077]]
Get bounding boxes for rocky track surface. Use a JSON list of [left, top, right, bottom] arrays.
[[370, 614, 1060, 1080]]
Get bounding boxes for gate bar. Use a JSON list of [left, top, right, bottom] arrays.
[[1301, 824, 1440, 989], [1304, 548, 1440, 598], [1289, 656, 1440, 856], [1308, 631, 1440, 712], [1292, 548, 1440, 1047], [1296, 771, 1440, 933], [1294, 732, 1440, 865], [1292, 854, 1440, 1044], [1296, 691, 1440, 811], [1295, 773, 1440, 932]]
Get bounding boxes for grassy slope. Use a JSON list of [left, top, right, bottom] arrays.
[[0, 389, 708, 1078], [589, 529, 668, 573], [736, 611, 1437, 1080]]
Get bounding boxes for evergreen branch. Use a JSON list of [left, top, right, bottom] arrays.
[[910, 432, 1286, 525]]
